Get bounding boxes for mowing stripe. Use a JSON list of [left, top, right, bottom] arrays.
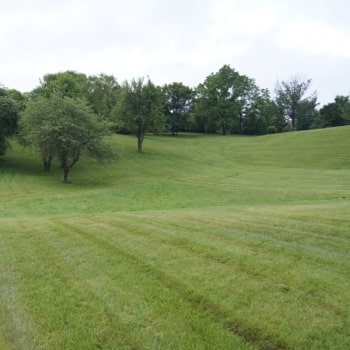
[[57, 219, 289, 350], [0, 223, 146, 349]]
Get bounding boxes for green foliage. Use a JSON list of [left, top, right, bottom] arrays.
[[0, 90, 20, 155], [194, 65, 272, 135], [19, 94, 111, 182], [195, 65, 242, 134], [319, 95, 349, 127], [296, 99, 320, 130], [339, 96, 350, 122], [162, 82, 193, 134], [267, 125, 277, 134], [115, 78, 165, 152], [31, 71, 88, 100], [241, 88, 273, 135], [275, 77, 318, 131], [86, 74, 121, 121]]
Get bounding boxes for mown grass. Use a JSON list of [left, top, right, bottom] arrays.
[[0, 126, 349, 349]]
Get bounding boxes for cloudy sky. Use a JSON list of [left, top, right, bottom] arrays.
[[1, 0, 349, 106]]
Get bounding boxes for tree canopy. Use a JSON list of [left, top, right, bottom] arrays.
[[30, 71, 88, 99], [274, 77, 318, 131], [19, 94, 111, 182], [0, 87, 20, 155], [162, 82, 193, 135], [194, 65, 272, 135], [115, 78, 165, 152], [86, 74, 121, 122], [319, 96, 350, 127]]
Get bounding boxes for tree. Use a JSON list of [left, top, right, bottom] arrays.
[[274, 77, 318, 131], [30, 71, 88, 100], [0, 87, 20, 155], [194, 65, 260, 135], [242, 88, 273, 135], [320, 95, 350, 127], [340, 98, 350, 122], [162, 82, 193, 134], [19, 94, 111, 182], [86, 74, 121, 122], [115, 78, 165, 152]]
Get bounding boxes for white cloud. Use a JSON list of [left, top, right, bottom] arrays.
[[278, 20, 350, 57]]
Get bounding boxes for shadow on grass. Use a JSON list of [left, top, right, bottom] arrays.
[[0, 155, 48, 177]]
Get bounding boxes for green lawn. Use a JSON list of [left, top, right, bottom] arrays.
[[1, 127, 349, 349]]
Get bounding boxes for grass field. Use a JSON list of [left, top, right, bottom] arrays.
[[0, 126, 349, 349]]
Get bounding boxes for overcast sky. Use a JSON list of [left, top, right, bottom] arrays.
[[1, 0, 349, 106]]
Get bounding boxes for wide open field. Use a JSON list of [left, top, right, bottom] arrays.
[[1, 126, 349, 349]]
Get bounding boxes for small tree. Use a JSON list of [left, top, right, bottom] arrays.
[[115, 78, 165, 152], [19, 94, 111, 182], [275, 77, 318, 131]]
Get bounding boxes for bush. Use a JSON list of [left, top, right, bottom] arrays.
[[267, 125, 277, 134]]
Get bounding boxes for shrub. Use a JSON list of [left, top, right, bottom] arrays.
[[267, 125, 277, 134]]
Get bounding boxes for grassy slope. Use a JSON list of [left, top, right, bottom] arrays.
[[0, 126, 349, 349]]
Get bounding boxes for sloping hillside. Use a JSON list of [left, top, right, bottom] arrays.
[[0, 127, 349, 349]]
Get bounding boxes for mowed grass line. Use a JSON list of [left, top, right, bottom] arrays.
[[0, 219, 148, 349], [60, 204, 348, 350], [1, 200, 348, 349], [0, 217, 253, 350]]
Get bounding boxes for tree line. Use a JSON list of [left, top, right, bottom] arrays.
[[1, 65, 349, 181]]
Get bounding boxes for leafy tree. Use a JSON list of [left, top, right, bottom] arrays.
[[19, 95, 62, 172], [340, 98, 350, 122], [31, 71, 88, 99], [115, 78, 165, 152], [0, 87, 20, 155], [32, 72, 122, 127], [19, 94, 110, 182], [320, 95, 350, 127], [86, 74, 121, 121], [296, 100, 320, 130], [274, 77, 318, 131], [162, 82, 193, 134], [269, 100, 288, 132], [193, 87, 217, 133], [194, 65, 260, 135], [7, 89, 27, 111], [195, 65, 239, 134], [242, 88, 273, 135]]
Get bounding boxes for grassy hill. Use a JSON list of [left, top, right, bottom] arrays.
[[0, 126, 349, 349]]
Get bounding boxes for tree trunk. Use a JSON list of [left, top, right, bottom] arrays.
[[222, 121, 227, 135], [238, 112, 243, 134], [290, 109, 296, 131], [137, 134, 144, 152], [63, 164, 70, 182], [43, 157, 52, 172], [291, 116, 296, 131]]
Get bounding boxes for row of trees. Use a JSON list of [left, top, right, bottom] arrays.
[[1, 65, 349, 181]]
